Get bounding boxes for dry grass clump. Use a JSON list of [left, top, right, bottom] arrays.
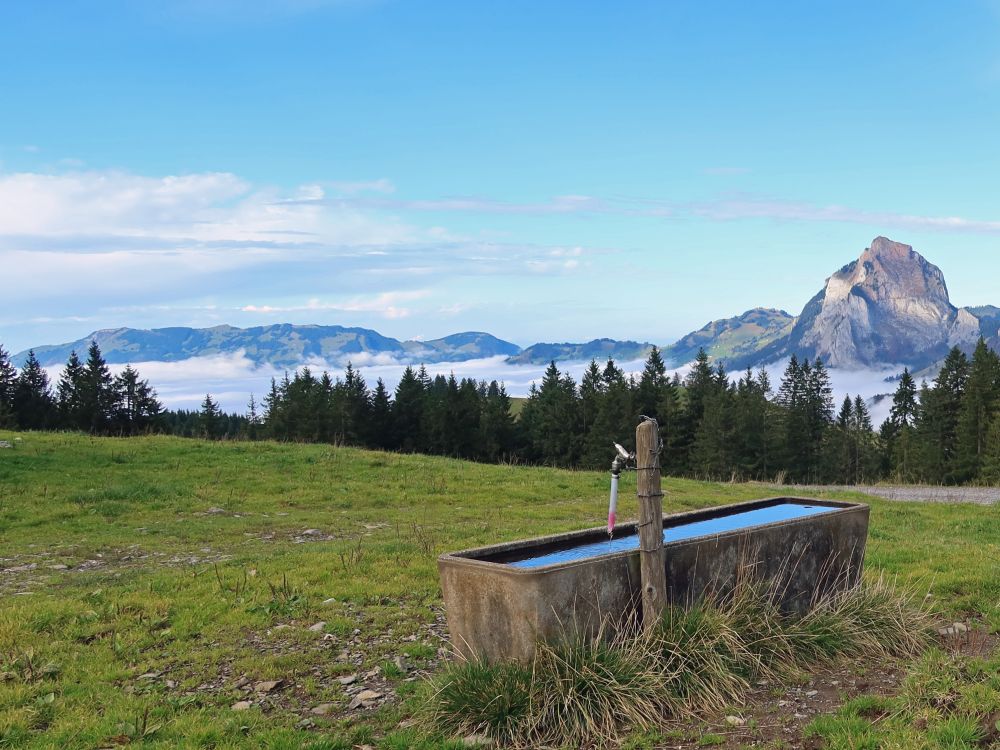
[[424, 571, 934, 748]]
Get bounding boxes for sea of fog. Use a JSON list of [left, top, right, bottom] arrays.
[[45, 353, 900, 427]]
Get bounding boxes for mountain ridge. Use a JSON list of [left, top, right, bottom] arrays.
[[14, 236, 997, 375]]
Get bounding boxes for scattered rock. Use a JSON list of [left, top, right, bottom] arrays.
[[356, 689, 382, 702], [310, 703, 335, 716], [206, 507, 226, 515], [295, 718, 316, 730], [271, 624, 291, 632], [953, 622, 969, 634], [725, 715, 746, 726], [47, 564, 69, 570], [308, 621, 326, 633], [393, 655, 409, 672], [233, 676, 250, 689], [337, 674, 358, 685], [938, 626, 957, 637], [321, 598, 337, 606], [254, 679, 283, 694], [301, 529, 323, 537], [805, 690, 819, 697], [231, 700, 252, 711]]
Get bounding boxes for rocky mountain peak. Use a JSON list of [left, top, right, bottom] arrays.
[[788, 237, 977, 368]]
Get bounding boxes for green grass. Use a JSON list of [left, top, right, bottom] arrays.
[[423, 571, 933, 747], [0, 431, 998, 748]]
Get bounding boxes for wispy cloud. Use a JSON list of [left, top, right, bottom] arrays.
[[692, 194, 1000, 234], [241, 290, 429, 319]]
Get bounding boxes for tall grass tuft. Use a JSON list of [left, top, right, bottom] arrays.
[[424, 572, 934, 748]]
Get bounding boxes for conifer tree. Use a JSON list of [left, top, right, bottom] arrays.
[[525, 362, 578, 466], [955, 339, 1000, 482], [0, 344, 16, 428], [79, 342, 115, 434], [882, 369, 919, 480], [480, 380, 516, 461], [246, 393, 261, 440], [198, 394, 223, 439], [111, 364, 161, 435], [57, 350, 85, 430], [369, 378, 393, 450], [392, 366, 425, 452], [13, 351, 56, 429], [636, 346, 668, 420]]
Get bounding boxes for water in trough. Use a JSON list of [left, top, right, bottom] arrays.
[[507, 502, 837, 568]]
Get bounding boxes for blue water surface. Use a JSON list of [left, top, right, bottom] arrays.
[[507, 502, 836, 569]]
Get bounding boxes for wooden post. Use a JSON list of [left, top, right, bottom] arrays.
[[636, 418, 667, 626]]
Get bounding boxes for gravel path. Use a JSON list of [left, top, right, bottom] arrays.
[[770, 484, 1000, 506]]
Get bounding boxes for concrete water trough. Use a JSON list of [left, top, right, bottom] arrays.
[[438, 497, 869, 662]]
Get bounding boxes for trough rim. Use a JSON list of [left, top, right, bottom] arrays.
[[437, 496, 870, 575]]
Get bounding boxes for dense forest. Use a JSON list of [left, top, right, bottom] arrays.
[[4, 338, 1000, 486]]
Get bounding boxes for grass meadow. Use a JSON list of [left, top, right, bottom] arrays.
[[0, 432, 998, 748]]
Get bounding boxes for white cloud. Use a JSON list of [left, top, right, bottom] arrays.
[[692, 195, 1000, 234], [240, 290, 429, 319]]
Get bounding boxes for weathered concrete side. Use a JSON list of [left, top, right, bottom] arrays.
[[438, 497, 869, 663]]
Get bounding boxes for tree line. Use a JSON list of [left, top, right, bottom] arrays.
[[6, 337, 1000, 486]]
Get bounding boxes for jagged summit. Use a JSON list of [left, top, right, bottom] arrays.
[[716, 237, 985, 371]]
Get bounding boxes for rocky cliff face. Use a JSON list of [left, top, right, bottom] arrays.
[[784, 237, 979, 368], [715, 237, 985, 371]]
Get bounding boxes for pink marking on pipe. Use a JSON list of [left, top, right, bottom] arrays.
[[607, 511, 617, 536]]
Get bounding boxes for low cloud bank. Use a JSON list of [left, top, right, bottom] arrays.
[[41, 352, 899, 425]]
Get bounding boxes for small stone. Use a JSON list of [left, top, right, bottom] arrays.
[[938, 626, 956, 637], [805, 690, 819, 697], [463, 734, 491, 747], [271, 624, 291, 632], [231, 700, 252, 711], [308, 621, 326, 633], [254, 679, 283, 694], [301, 529, 323, 537], [338, 674, 358, 685], [321, 598, 337, 606], [165, 679, 177, 689], [295, 718, 315, 730], [310, 703, 335, 715], [393, 655, 409, 672], [47, 564, 69, 570], [725, 715, 746, 726], [953, 622, 969, 634], [233, 676, 250, 688], [356, 689, 382, 702], [206, 507, 226, 515]]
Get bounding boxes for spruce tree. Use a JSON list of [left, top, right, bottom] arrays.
[[111, 365, 161, 436], [57, 350, 85, 430], [369, 378, 393, 450], [13, 351, 56, 429], [526, 362, 579, 466], [883, 369, 919, 481], [79, 342, 115, 434], [392, 366, 425, 452], [636, 346, 668, 419], [956, 339, 1000, 482], [480, 380, 516, 462], [199, 394, 223, 439], [0, 344, 16, 428]]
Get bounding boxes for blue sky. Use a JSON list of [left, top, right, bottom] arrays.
[[3, 0, 1000, 354]]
